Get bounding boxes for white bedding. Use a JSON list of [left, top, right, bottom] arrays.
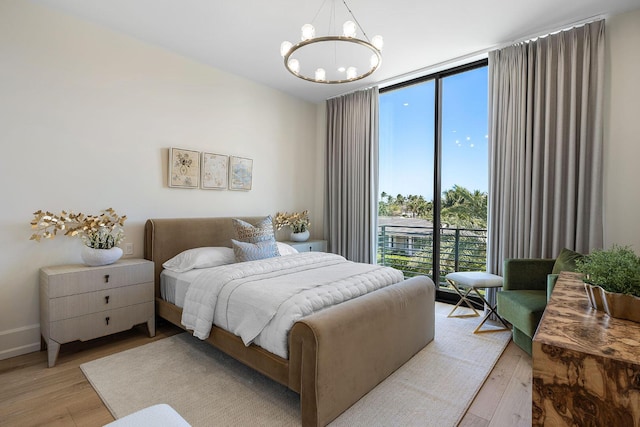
[[178, 252, 404, 358], [161, 269, 203, 307]]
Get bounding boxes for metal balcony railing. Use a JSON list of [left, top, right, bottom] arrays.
[[377, 224, 487, 287]]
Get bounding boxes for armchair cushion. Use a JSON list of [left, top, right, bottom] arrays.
[[497, 290, 547, 338], [552, 248, 584, 275]]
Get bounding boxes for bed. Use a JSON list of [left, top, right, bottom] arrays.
[[144, 216, 436, 427]]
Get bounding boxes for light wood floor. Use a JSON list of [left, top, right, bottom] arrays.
[[460, 340, 532, 426], [0, 320, 532, 427]]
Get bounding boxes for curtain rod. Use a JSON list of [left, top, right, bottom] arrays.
[[329, 12, 608, 99]]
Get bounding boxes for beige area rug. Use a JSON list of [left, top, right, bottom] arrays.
[[81, 303, 510, 426]]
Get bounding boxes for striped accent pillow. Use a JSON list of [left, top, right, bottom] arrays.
[[231, 239, 280, 262]]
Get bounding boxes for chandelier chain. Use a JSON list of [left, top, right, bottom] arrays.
[[341, 0, 371, 42], [311, 0, 329, 27]]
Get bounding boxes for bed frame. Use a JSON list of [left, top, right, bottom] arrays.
[[144, 217, 436, 427]]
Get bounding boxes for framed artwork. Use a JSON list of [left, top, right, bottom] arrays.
[[169, 147, 200, 188], [229, 156, 253, 191], [201, 152, 229, 190]]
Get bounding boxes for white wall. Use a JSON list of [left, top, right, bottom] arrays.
[[603, 8, 640, 253], [0, 0, 323, 359], [2, 0, 639, 361]]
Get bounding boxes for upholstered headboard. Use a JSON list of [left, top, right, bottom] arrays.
[[144, 216, 264, 297]]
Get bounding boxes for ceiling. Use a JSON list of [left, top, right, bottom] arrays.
[[32, 0, 640, 103]]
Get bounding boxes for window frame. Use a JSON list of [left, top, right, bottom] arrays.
[[380, 58, 488, 303]]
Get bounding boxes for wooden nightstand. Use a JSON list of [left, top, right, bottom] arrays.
[[39, 259, 155, 367], [282, 239, 327, 253]]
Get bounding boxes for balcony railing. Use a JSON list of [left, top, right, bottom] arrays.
[[377, 224, 487, 286]]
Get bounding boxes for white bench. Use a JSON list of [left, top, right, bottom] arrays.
[[104, 404, 190, 427]]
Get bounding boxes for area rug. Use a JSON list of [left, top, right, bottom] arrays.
[[81, 302, 510, 426]]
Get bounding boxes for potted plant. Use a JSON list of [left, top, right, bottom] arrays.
[[575, 245, 640, 322], [30, 208, 127, 266], [274, 210, 311, 242]]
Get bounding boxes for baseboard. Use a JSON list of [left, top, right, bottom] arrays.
[[0, 324, 41, 361]]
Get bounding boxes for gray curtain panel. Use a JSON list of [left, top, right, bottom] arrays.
[[324, 87, 379, 263], [487, 20, 605, 276]]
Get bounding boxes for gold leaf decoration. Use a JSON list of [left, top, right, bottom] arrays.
[[29, 208, 127, 249], [274, 210, 310, 233]]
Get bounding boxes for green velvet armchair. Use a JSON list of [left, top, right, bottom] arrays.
[[497, 259, 556, 355], [497, 248, 583, 355]]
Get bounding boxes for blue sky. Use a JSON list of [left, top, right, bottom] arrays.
[[379, 66, 488, 200]]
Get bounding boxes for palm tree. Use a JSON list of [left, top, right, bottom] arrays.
[[441, 185, 487, 228]]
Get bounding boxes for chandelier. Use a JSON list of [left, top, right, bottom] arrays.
[[280, 0, 383, 84]]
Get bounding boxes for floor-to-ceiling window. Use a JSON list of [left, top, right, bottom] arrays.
[[378, 60, 488, 298]]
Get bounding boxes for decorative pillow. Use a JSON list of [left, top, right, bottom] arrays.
[[233, 216, 276, 243], [276, 242, 299, 256], [552, 248, 584, 275], [232, 239, 280, 262], [162, 247, 235, 273]]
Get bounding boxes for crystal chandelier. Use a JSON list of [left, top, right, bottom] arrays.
[[280, 0, 383, 84]]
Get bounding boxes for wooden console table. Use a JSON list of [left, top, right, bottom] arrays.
[[532, 272, 640, 426]]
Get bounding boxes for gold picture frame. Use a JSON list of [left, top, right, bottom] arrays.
[[201, 152, 229, 190], [169, 147, 200, 188], [229, 156, 253, 191]]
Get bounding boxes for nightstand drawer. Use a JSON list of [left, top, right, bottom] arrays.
[[49, 302, 154, 343], [42, 259, 154, 298], [48, 282, 154, 321], [283, 239, 327, 253]]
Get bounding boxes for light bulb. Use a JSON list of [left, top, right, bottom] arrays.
[[301, 24, 315, 41], [315, 68, 326, 81], [346, 67, 357, 80], [370, 54, 379, 68], [288, 58, 300, 73], [372, 35, 384, 50], [343, 21, 357, 38], [280, 41, 292, 57]]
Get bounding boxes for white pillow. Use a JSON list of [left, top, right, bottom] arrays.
[[276, 242, 299, 256], [162, 247, 235, 273]]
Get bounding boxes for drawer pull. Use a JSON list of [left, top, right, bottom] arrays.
[[105, 295, 110, 304], [104, 274, 110, 283], [105, 316, 110, 325]]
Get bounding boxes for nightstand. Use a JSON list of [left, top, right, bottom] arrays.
[[282, 239, 327, 253], [39, 259, 155, 367]]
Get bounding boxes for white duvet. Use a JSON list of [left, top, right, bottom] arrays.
[[181, 252, 404, 358]]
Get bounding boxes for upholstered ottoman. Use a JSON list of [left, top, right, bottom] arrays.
[[103, 404, 190, 427], [445, 271, 510, 333]]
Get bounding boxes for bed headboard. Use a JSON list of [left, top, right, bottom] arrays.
[[144, 216, 265, 298]]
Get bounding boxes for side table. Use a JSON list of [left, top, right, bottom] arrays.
[[40, 259, 155, 367], [445, 271, 510, 333]]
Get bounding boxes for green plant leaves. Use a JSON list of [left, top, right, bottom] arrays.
[[576, 245, 640, 296]]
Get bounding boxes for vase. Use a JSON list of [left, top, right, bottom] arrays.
[[584, 283, 605, 311], [81, 246, 123, 267], [601, 288, 640, 323], [290, 230, 310, 242], [584, 283, 640, 323]]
